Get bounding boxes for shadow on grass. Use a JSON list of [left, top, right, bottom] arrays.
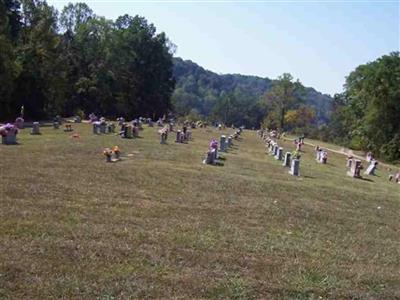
[[360, 177, 374, 182]]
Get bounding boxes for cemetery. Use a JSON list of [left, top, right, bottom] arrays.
[[1, 121, 399, 299]]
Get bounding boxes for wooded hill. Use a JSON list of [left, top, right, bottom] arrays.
[[172, 57, 333, 127]]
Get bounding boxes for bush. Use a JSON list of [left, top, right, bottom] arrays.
[[380, 134, 400, 162]]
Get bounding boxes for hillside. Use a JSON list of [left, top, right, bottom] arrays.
[[1, 124, 399, 298], [172, 57, 333, 126]]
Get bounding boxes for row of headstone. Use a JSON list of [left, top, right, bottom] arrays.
[[219, 135, 233, 152], [260, 132, 300, 176], [93, 121, 116, 135], [120, 124, 139, 139], [346, 157, 378, 178]]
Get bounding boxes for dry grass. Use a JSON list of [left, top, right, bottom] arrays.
[[0, 124, 399, 299]]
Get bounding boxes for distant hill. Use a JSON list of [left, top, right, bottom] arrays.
[[172, 57, 333, 126]]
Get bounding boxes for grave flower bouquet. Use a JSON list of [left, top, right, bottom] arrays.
[[291, 149, 301, 160], [0, 123, 18, 137], [209, 139, 218, 150], [113, 146, 121, 159], [103, 148, 113, 160]]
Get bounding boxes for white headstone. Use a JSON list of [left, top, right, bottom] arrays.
[[364, 161, 378, 175]]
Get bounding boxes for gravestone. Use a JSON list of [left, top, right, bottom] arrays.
[[273, 145, 278, 156], [108, 123, 115, 133], [175, 130, 182, 143], [132, 126, 139, 137], [117, 117, 125, 126], [148, 119, 154, 127], [320, 151, 328, 164], [74, 116, 81, 123], [316, 150, 322, 161], [31, 122, 41, 135], [160, 132, 167, 144], [15, 117, 24, 129], [2, 133, 17, 145], [364, 161, 378, 175], [289, 159, 300, 176], [282, 152, 291, 167], [346, 158, 353, 169], [1, 124, 18, 145], [275, 147, 283, 160], [93, 123, 100, 134], [227, 136, 232, 147], [100, 123, 107, 134], [347, 160, 362, 178], [186, 131, 192, 141], [203, 149, 215, 165], [220, 135, 226, 151], [124, 126, 133, 138], [53, 121, 59, 129]]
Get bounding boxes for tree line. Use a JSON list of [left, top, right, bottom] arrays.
[[172, 57, 332, 129], [0, 0, 175, 121]]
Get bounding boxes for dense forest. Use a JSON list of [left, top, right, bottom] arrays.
[[0, 0, 175, 121], [172, 57, 332, 128]]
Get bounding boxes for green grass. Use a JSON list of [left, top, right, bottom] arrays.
[[1, 124, 399, 299]]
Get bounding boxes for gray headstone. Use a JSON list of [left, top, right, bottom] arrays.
[[31, 122, 40, 135], [93, 124, 100, 134], [204, 149, 215, 165], [100, 123, 107, 134], [275, 147, 283, 160], [347, 159, 362, 178], [2, 134, 17, 145], [289, 159, 300, 176], [227, 136, 232, 147], [273, 145, 278, 156], [176, 130, 181, 143], [220, 135, 226, 151], [282, 152, 291, 167]]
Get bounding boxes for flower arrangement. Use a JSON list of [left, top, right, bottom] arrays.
[[103, 146, 121, 162], [0, 123, 18, 137], [209, 139, 218, 150], [103, 148, 113, 162], [113, 146, 121, 159], [291, 150, 301, 160]]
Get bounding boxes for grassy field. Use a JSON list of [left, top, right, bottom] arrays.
[[1, 123, 399, 299]]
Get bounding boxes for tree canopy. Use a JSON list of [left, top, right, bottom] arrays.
[[0, 0, 175, 121]]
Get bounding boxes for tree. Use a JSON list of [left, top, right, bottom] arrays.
[[285, 106, 316, 129], [0, 0, 21, 119], [342, 52, 400, 160], [263, 73, 305, 130]]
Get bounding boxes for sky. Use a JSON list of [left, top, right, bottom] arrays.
[[47, 0, 399, 95]]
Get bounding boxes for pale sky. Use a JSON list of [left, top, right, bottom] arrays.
[[48, 0, 399, 95]]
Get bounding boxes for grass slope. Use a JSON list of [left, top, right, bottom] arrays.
[[0, 124, 399, 299]]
